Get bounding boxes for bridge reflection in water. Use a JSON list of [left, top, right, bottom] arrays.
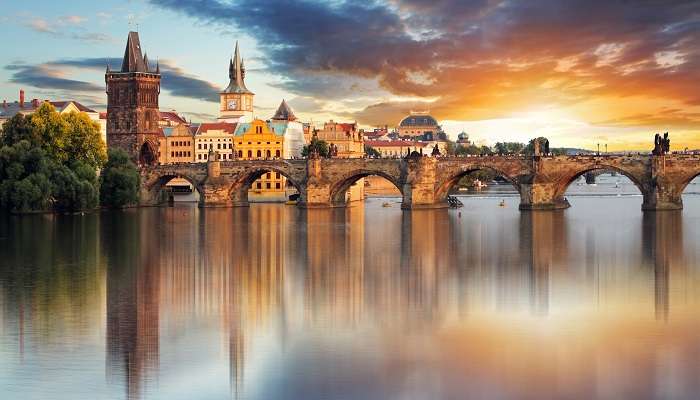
[[1, 198, 700, 399]]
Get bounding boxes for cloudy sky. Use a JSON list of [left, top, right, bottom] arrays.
[[2, 0, 699, 150]]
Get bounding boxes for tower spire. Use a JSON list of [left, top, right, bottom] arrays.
[[221, 40, 253, 94]]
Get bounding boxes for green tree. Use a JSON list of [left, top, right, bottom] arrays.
[[444, 140, 457, 156], [0, 114, 41, 147], [29, 103, 70, 164], [302, 136, 330, 158], [51, 161, 99, 212], [99, 149, 140, 208], [494, 142, 524, 155], [364, 144, 381, 157], [62, 111, 107, 169], [0, 140, 53, 213]]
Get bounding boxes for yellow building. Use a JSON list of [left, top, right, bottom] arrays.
[[233, 119, 287, 201]]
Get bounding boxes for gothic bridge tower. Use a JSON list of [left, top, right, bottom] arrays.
[[106, 31, 161, 165], [218, 41, 254, 122]]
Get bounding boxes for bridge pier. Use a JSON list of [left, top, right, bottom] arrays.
[[642, 186, 683, 211], [518, 183, 571, 211]]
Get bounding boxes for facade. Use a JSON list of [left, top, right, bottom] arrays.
[[106, 31, 162, 165], [396, 111, 446, 141], [0, 90, 106, 143], [194, 123, 236, 162], [159, 111, 188, 127], [315, 121, 364, 158], [218, 42, 254, 123], [367, 140, 429, 157], [159, 123, 195, 164], [315, 120, 365, 202], [234, 119, 286, 201]]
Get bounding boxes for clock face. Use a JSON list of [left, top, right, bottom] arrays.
[[227, 99, 237, 110]]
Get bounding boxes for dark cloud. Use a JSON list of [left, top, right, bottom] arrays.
[[5, 57, 219, 103], [150, 0, 700, 127], [5, 63, 102, 92]]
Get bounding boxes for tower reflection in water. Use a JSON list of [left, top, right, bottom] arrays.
[[3, 198, 700, 399]]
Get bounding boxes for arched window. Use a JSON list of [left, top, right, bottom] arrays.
[[257, 150, 262, 158], [248, 150, 252, 158], [266, 150, 271, 158], [238, 150, 243, 158], [275, 150, 281, 158]]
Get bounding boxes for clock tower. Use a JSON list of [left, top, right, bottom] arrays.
[[218, 42, 254, 122]]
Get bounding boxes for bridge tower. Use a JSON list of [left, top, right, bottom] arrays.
[[106, 31, 161, 165]]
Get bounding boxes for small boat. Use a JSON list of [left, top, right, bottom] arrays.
[[382, 202, 392, 207], [499, 199, 506, 207]]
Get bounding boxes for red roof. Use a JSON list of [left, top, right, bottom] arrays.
[[99, 112, 107, 120], [159, 111, 188, 125], [197, 122, 237, 134], [367, 140, 428, 147]]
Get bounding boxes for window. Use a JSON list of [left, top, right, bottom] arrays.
[[256, 182, 262, 189], [217, 144, 221, 149], [238, 150, 243, 158], [248, 150, 252, 158], [275, 183, 281, 189], [204, 153, 208, 160], [257, 150, 261, 158], [228, 143, 232, 149], [266, 173, 271, 179], [266, 150, 271, 158], [275, 172, 280, 179], [198, 154, 201, 160], [266, 183, 271, 189], [275, 150, 281, 158]]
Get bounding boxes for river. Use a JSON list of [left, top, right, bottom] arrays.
[[2, 175, 700, 399]]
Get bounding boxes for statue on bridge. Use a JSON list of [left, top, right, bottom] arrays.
[[653, 132, 671, 155], [431, 144, 441, 157]]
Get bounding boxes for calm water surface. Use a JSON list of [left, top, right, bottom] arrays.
[[2, 178, 700, 400]]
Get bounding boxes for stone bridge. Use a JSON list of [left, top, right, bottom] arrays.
[[140, 154, 700, 211]]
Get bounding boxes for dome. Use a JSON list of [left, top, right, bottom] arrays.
[[399, 114, 438, 127], [458, 132, 469, 140]]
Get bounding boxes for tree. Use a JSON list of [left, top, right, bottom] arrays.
[[0, 114, 41, 147], [494, 141, 524, 155], [99, 149, 140, 208], [302, 136, 330, 158], [444, 141, 457, 156], [0, 140, 53, 213], [62, 112, 107, 169], [51, 161, 99, 212], [364, 144, 381, 158], [29, 103, 70, 164]]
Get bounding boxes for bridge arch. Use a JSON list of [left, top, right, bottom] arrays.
[[228, 165, 305, 206], [328, 169, 404, 207], [552, 164, 648, 201], [142, 172, 203, 205], [435, 164, 522, 202]]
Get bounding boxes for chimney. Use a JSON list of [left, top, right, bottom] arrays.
[[19, 89, 24, 108]]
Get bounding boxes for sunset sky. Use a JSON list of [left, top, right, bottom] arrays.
[[2, 0, 699, 150]]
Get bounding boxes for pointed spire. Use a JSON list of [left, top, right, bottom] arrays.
[[143, 52, 149, 72], [120, 31, 148, 72], [155, 59, 160, 74], [222, 40, 253, 94], [106, 58, 111, 73], [272, 99, 296, 121]]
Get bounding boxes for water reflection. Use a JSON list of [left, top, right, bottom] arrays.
[[1, 198, 700, 399]]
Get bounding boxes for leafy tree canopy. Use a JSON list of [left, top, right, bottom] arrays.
[[99, 149, 140, 208], [302, 136, 330, 158]]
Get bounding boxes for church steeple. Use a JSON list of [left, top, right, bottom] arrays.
[[222, 41, 253, 94]]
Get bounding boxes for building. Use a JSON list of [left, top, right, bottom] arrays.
[[194, 122, 236, 162], [218, 42, 254, 123], [396, 111, 447, 141], [0, 90, 107, 143], [315, 120, 364, 158], [106, 31, 162, 165], [361, 126, 389, 141], [269, 100, 306, 159], [234, 119, 287, 201], [367, 140, 430, 157], [315, 120, 365, 202], [159, 123, 195, 164], [159, 111, 188, 127], [457, 131, 471, 147]]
